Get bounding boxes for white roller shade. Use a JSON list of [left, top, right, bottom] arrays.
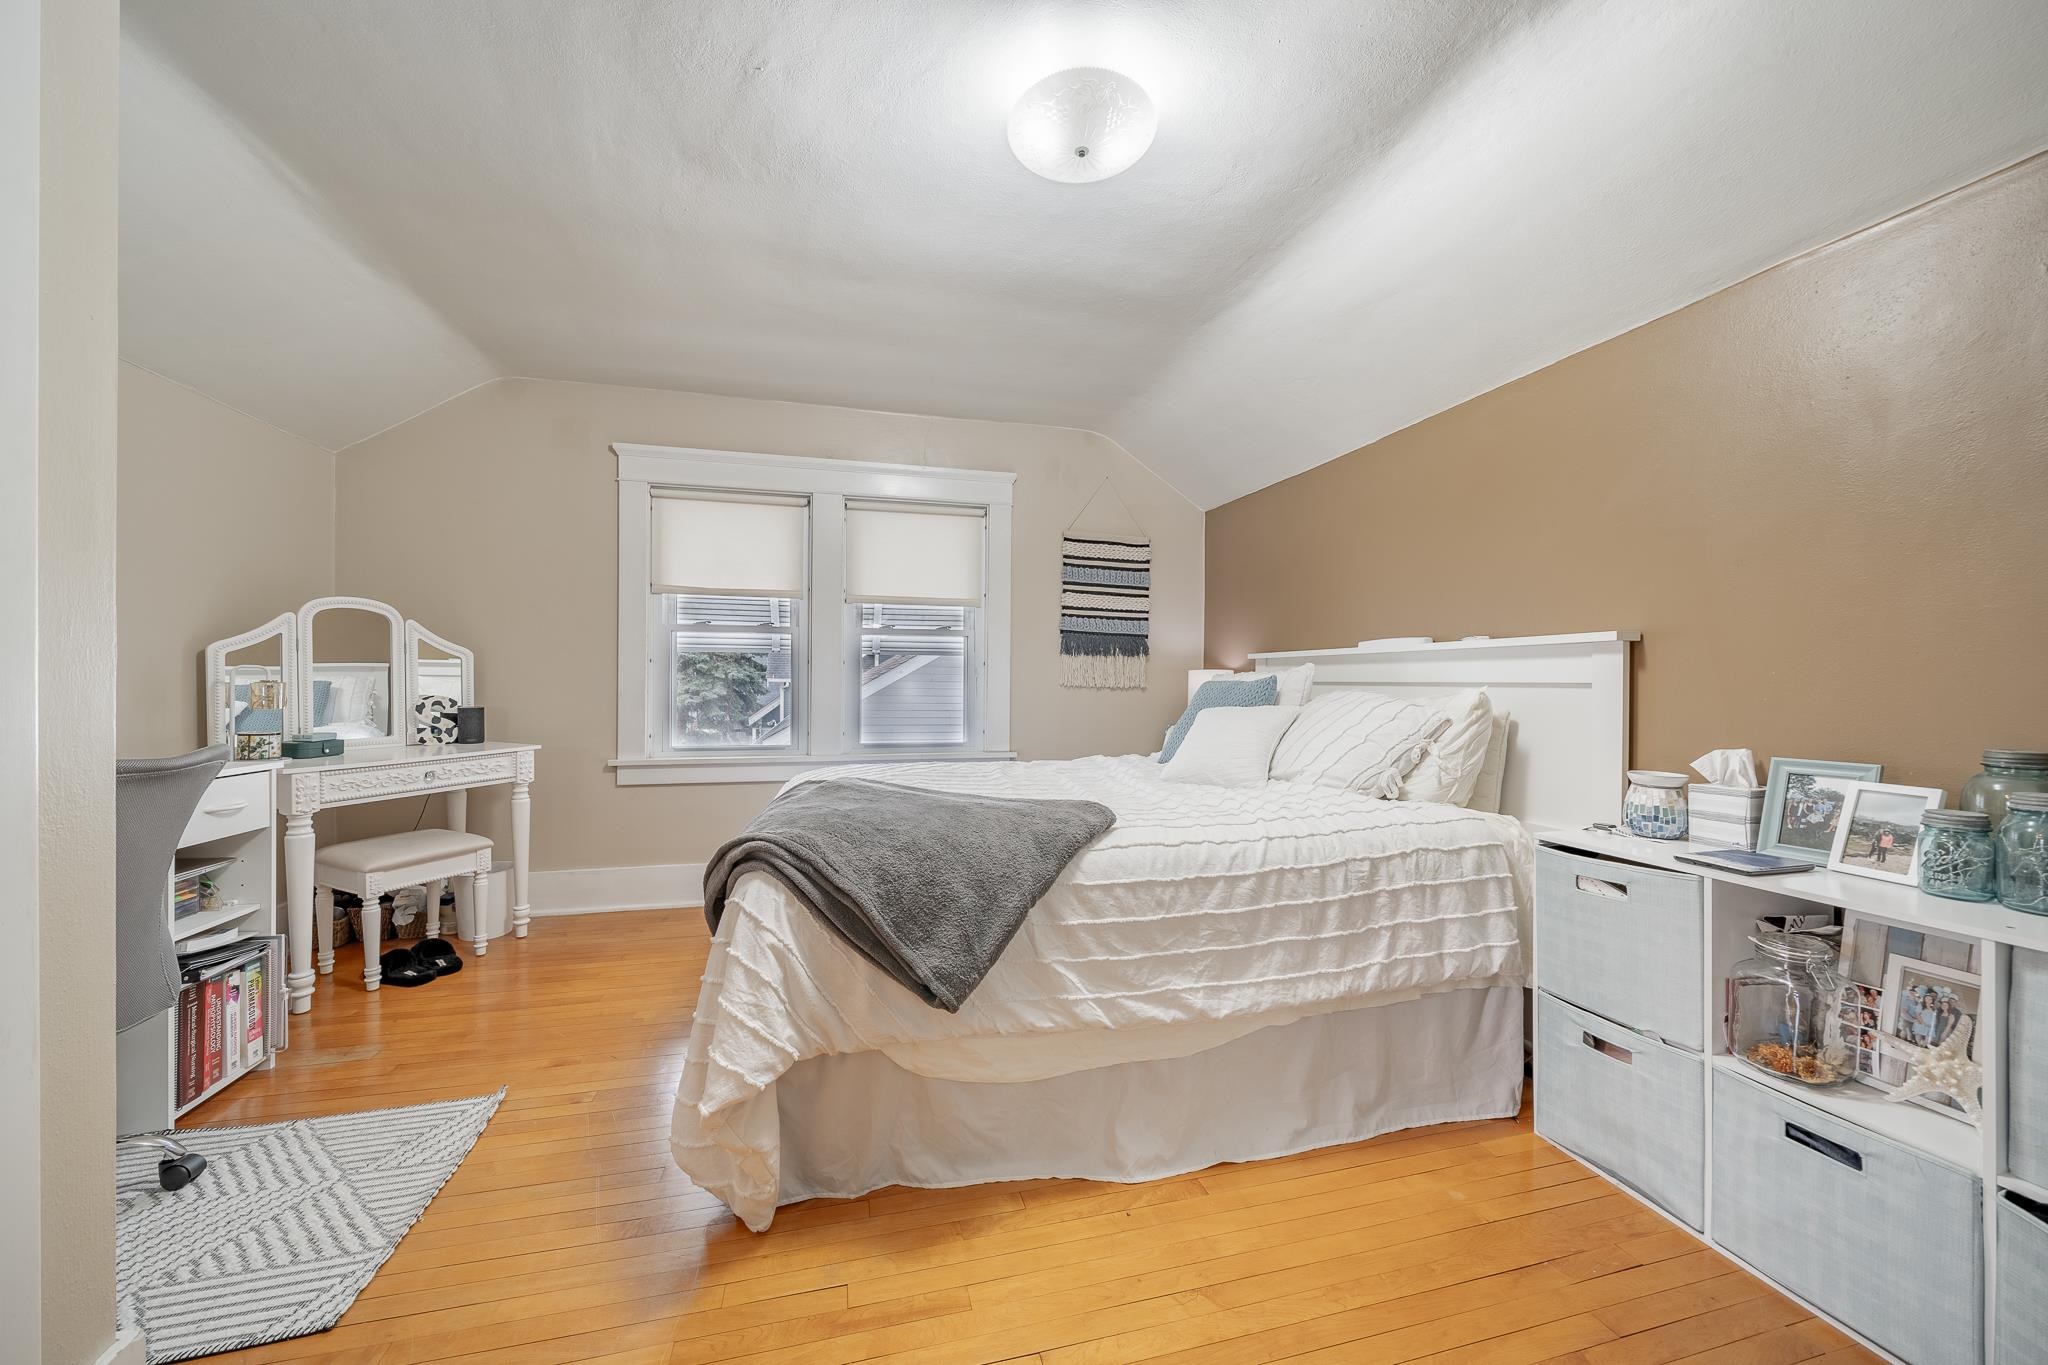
[[845, 503, 985, 606], [650, 492, 806, 596]]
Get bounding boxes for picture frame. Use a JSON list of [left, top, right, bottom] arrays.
[[1837, 911, 1982, 1109], [1826, 781, 1945, 885], [1756, 758, 1882, 864], [1874, 954, 1981, 1116]]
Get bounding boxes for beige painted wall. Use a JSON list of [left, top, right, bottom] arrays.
[[40, 0, 119, 1359], [1206, 154, 2048, 793], [332, 378, 1203, 869], [117, 363, 336, 755]]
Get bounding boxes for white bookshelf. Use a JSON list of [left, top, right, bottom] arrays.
[[115, 758, 285, 1135], [1537, 826, 2040, 1365]]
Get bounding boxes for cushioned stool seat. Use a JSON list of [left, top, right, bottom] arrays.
[[318, 829, 492, 875], [315, 828, 495, 993]]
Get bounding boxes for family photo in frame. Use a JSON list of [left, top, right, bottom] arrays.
[[1826, 781, 1946, 885], [1756, 758, 1882, 864], [1837, 913, 1983, 1119]]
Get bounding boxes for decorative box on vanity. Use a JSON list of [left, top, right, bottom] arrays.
[[1686, 783, 1764, 849]]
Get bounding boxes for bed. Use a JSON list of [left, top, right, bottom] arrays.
[[671, 632, 1633, 1231]]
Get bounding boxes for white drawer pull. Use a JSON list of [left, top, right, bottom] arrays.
[[423, 769, 437, 780], [1581, 1031, 1634, 1065], [202, 800, 249, 816], [1575, 874, 1629, 900]]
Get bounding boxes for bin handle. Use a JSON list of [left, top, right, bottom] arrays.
[[1575, 874, 1629, 900], [1784, 1121, 1863, 1172], [1581, 1031, 1633, 1065]]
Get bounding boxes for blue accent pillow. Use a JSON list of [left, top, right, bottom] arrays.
[[1158, 675, 1279, 763], [312, 678, 335, 727]]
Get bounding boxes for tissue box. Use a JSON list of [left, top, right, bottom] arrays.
[[1689, 783, 1764, 849]]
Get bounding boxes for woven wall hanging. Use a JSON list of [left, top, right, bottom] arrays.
[[1060, 482, 1149, 690]]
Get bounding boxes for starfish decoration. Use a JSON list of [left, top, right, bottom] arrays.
[[1881, 1011, 1983, 1122]]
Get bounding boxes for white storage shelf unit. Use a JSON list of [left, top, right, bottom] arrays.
[[115, 758, 283, 1134], [1534, 827, 2048, 1365]]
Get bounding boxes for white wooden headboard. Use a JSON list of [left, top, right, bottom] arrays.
[[1246, 632, 1637, 831]]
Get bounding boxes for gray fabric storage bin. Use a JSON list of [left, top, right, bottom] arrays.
[[1998, 1191, 2048, 1364], [1535, 847, 1703, 1049], [2009, 948, 2048, 1190], [1535, 990, 1704, 1229], [1712, 1068, 1982, 1365]]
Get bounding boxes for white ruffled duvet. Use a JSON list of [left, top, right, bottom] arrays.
[[670, 754, 1533, 1229]]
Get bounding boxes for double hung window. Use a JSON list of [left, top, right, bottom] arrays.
[[615, 446, 1013, 784]]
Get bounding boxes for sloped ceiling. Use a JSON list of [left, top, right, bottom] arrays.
[[121, 0, 2048, 506]]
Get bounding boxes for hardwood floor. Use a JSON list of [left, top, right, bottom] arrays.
[[188, 909, 1878, 1365]]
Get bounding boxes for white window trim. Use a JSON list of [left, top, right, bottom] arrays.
[[613, 444, 1015, 785]]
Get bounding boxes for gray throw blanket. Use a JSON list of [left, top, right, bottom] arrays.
[[702, 777, 1116, 1012]]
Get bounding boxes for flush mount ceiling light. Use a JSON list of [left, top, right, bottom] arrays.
[[1007, 67, 1156, 183]]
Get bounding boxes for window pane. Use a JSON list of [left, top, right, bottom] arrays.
[[859, 602, 963, 631], [858, 605, 968, 747], [673, 593, 796, 628], [671, 627, 795, 749]]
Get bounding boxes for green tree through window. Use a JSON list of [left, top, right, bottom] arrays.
[[677, 651, 769, 744]]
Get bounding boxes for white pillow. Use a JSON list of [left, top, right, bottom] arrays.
[[1466, 708, 1513, 813], [1250, 662, 1315, 707], [319, 672, 365, 729], [1269, 690, 1451, 797], [1398, 689, 1494, 805], [1162, 705, 1300, 788]]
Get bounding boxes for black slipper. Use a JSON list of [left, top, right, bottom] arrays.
[[414, 937, 463, 977], [378, 948, 436, 987]]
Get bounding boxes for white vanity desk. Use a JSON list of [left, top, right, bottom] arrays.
[[278, 739, 538, 1014], [206, 594, 539, 1016]]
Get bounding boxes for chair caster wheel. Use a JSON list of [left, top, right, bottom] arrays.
[[158, 1152, 208, 1190]]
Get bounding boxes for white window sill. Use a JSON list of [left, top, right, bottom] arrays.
[[609, 750, 1019, 787]]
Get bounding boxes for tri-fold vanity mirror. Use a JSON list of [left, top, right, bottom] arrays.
[[205, 597, 477, 756]]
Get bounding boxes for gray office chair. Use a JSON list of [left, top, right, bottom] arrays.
[[116, 745, 230, 1190]]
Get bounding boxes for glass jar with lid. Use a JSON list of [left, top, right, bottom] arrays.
[[1918, 809, 1998, 902], [1960, 749, 2048, 829], [1997, 793, 2048, 915], [1726, 932, 1853, 1087]]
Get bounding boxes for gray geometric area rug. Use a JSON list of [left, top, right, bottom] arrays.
[[116, 1090, 504, 1363]]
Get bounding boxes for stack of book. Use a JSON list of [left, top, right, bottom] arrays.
[[174, 934, 287, 1110]]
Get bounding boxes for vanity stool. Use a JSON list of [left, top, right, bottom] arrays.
[[313, 829, 494, 994]]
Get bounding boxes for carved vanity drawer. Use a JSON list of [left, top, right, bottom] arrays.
[[313, 752, 519, 806]]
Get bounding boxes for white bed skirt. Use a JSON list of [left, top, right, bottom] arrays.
[[773, 983, 1526, 1207]]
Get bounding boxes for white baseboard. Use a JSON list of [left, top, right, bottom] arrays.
[[96, 1327, 147, 1365], [528, 862, 703, 916]]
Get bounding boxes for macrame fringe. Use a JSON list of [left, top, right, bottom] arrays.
[[1060, 651, 1147, 690]]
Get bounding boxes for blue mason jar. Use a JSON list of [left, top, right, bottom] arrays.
[[1960, 748, 2048, 829], [1997, 793, 2048, 915], [1917, 809, 1996, 902]]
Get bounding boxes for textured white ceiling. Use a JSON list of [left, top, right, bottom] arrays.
[[121, 0, 2048, 505]]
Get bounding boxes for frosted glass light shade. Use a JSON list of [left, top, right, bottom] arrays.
[[650, 492, 806, 596], [846, 504, 984, 606], [1007, 68, 1156, 183]]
